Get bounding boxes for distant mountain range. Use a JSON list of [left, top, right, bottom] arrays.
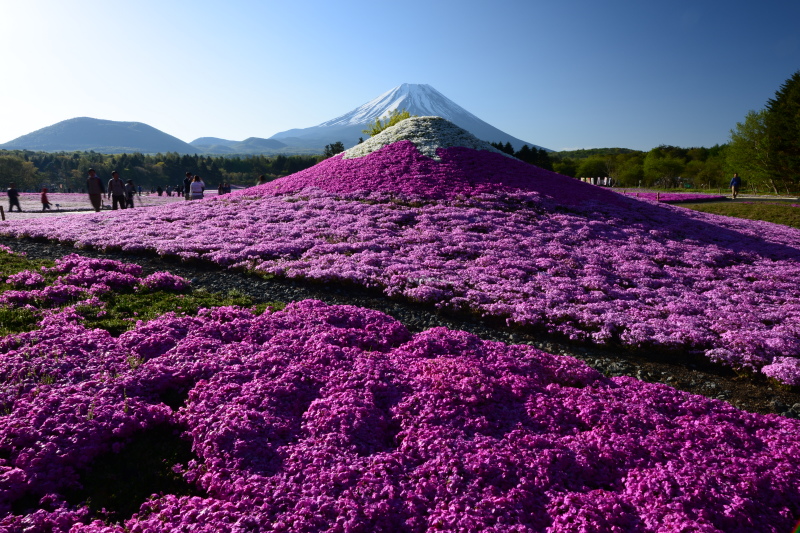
[[0, 84, 545, 155], [189, 137, 287, 154]]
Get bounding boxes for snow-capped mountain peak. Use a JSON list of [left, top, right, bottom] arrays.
[[317, 83, 482, 127], [269, 83, 545, 152]]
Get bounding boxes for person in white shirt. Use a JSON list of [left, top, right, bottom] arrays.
[[189, 175, 205, 200]]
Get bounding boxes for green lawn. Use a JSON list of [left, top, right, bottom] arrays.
[[679, 202, 800, 230]]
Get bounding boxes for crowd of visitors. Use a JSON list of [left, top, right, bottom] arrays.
[[87, 169, 234, 209], [1, 169, 239, 214], [2, 169, 750, 214]]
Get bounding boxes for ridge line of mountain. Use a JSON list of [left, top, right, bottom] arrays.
[[0, 84, 544, 155]]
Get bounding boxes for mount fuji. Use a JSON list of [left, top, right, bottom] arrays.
[[269, 83, 545, 152]]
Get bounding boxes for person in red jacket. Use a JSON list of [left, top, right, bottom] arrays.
[[41, 187, 52, 211]]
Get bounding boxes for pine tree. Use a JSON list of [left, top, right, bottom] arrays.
[[765, 70, 800, 184], [323, 142, 346, 158]]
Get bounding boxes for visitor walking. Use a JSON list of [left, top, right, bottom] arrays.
[[86, 169, 104, 212], [184, 172, 192, 199], [730, 173, 742, 199], [189, 175, 205, 200], [107, 171, 127, 210], [7, 182, 22, 212], [125, 180, 136, 208], [41, 187, 52, 211]]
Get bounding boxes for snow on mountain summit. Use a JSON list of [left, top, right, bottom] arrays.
[[317, 84, 483, 127], [269, 83, 545, 152]]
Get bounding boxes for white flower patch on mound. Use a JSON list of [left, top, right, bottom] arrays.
[[343, 116, 513, 161]]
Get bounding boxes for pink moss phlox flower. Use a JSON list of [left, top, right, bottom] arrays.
[[5, 270, 46, 288], [139, 272, 190, 292], [0, 135, 799, 385], [0, 293, 798, 531]]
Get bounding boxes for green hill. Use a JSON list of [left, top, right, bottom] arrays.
[[0, 117, 198, 154]]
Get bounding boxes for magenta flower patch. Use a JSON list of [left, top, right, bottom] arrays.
[[0, 297, 798, 531], [1, 118, 799, 388]]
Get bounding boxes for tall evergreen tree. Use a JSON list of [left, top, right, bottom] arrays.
[[765, 70, 800, 185], [535, 148, 553, 171], [516, 145, 533, 163], [323, 142, 345, 159]]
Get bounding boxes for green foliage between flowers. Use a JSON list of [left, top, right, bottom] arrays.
[[77, 288, 277, 337], [680, 202, 800, 229], [0, 255, 53, 283], [0, 306, 40, 336], [0, 251, 283, 336], [362, 109, 415, 137]]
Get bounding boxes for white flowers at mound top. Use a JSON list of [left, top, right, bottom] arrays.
[[343, 116, 513, 161]]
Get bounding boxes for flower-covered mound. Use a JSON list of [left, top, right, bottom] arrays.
[[1, 296, 799, 532], [2, 118, 800, 385], [341, 116, 511, 161]]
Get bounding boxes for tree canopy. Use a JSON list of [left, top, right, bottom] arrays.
[[323, 142, 346, 159], [726, 69, 800, 193], [765, 70, 800, 183], [0, 150, 323, 192]]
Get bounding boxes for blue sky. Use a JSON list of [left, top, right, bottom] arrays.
[[1, 0, 798, 151]]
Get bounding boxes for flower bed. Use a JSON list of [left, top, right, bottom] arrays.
[[1, 118, 799, 386], [0, 264, 798, 530]]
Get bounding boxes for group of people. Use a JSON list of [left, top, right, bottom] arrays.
[[157, 175, 231, 199], [84, 169, 211, 212], [86, 169, 137, 211], [184, 172, 206, 200], [5, 183, 55, 212], [5, 167, 240, 214]]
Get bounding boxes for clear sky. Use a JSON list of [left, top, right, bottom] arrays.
[[1, 0, 798, 151]]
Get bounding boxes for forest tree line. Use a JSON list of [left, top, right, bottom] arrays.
[[0, 143, 750, 194], [550, 145, 730, 190], [549, 69, 800, 193], [0, 151, 324, 192], [489, 141, 731, 190]]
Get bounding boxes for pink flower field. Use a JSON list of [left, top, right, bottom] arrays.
[[2, 118, 799, 385], [0, 253, 798, 532], [1, 117, 800, 530]]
